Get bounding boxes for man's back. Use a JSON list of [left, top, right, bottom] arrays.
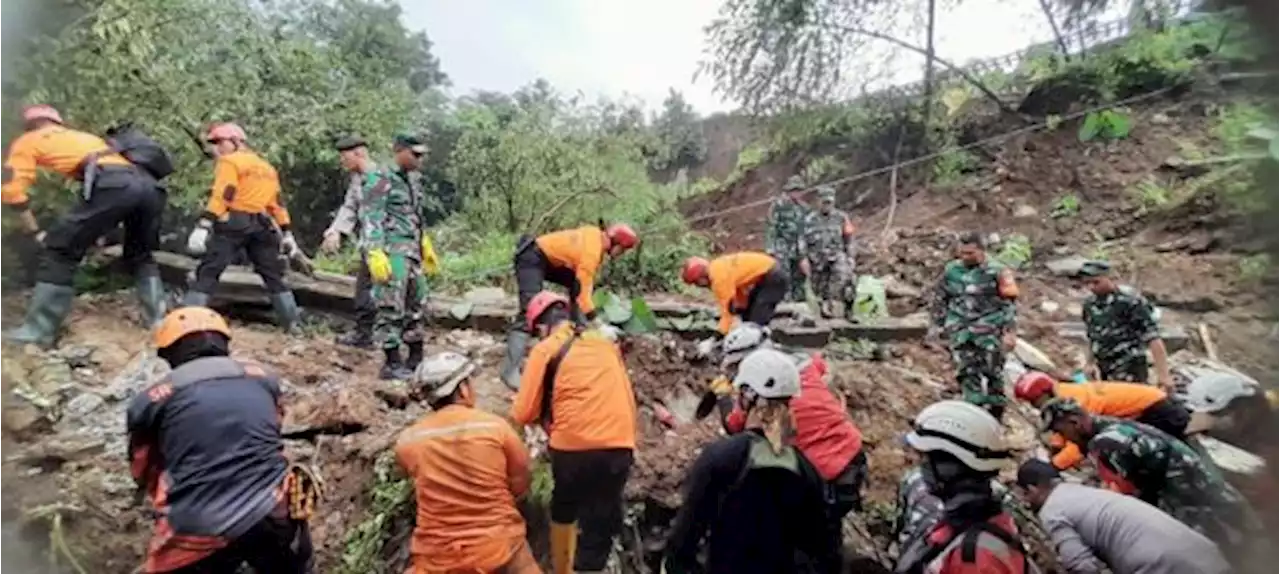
[[1039, 482, 1231, 574], [395, 405, 528, 563]]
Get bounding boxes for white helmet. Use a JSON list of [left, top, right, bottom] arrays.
[[1181, 373, 1258, 414], [732, 348, 801, 399], [412, 351, 477, 399], [905, 400, 1010, 472], [722, 322, 770, 366]]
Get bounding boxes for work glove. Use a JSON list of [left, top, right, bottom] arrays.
[[280, 231, 300, 258], [366, 249, 393, 284], [695, 336, 719, 359], [186, 221, 212, 256], [320, 230, 342, 254], [421, 234, 440, 277]]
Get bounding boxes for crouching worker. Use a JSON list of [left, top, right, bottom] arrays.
[[1013, 371, 1189, 470], [499, 223, 639, 389], [183, 123, 301, 331], [895, 400, 1029, 574], [3, 105, 172, 346], [680, 251, 789, 356], [127, 307, 312, 573], [511, 292, 636, 574], [666, 349, 840, 574], [710, 323, 867, 537], [395, 352, 539, 574]]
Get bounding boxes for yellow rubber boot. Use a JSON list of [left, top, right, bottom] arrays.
[[550, 521, 578, 574]]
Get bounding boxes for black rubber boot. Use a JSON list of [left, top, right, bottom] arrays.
[[499, 329, 531, 390], [988, 404, 1006, 423], [270, 291, 302, 333], [5, 283, 76, 347], [182, 290, 211, 308], [405, 341, 424, 371], [135, 273, 167, 328], [336, 329, 374, 349], [379, 348, 413, 381]]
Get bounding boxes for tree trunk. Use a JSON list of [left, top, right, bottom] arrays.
[[921, 0, 938, 129], [1036, 0, 1072, 57]]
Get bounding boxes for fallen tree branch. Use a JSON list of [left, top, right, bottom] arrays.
[[1198, 322, 1220, 361], [881, 127, 906, 239]]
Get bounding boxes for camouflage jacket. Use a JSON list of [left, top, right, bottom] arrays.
[[358, 167, 423, 259], [1084, 417, 1265, 542], [929, 259, 1017, 346], [1082, 286, 1158, 363], [892, 466, 944, 549], [803, 208, 854, 263], [765, 196, 808, 257]]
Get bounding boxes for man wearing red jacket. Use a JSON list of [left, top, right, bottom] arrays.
[[711, 323, 867, 533]]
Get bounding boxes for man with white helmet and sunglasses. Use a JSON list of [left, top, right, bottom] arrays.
[[665, 348, 840, 574], [893, 400, 1030, 574], [394, 352, 538, 574], [699, 322, 867, 540]]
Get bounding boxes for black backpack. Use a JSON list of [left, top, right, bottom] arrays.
[[106, 123, 175, 180]]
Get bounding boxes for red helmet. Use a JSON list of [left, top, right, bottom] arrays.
[[681, 257, 710, 284], [1014, 371, 1056, 402], [606, 223, 638, 251], [22, 104, 63, 124], [206, 122, 247, 143], [526, 291, 569, 332]]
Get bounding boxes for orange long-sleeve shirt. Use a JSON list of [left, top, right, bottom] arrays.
[[394, 405, 531, 573], [2, 125, 130, 207], [511, 324, 637, 451], [707, 251, 778, 334], [1049, 381, 1167, 469], [535, 226, 605, 315], [204, 150, 291, 228]]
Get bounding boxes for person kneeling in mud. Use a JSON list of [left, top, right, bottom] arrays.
[[395, 352, 538, 574], [666, 349, 841, 574], [128, 307, 313, 573], [680, 251, 790, 357], [703, 322, 867, 540]]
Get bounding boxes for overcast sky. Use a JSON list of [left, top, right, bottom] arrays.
[[400, 0, 1102, 114]]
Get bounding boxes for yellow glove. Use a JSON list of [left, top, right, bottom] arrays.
[[366, 249, 392, 284], [421, 235, 440, 277], [708, 375, 733, 397]]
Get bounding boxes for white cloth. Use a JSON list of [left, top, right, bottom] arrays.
[[186, 226, 210, 255]]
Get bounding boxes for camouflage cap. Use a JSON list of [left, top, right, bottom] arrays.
[[1076, 260, 1112, 278], [1039, 398, 1086, 430], [393, 133, 428, 154], [817, 185, 836, 201], [411, 351, 477, 401], [783, 175, 806, 191], [334, 134, 367, 151]]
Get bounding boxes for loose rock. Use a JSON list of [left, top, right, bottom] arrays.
[[1044, 255, 1091, 277]]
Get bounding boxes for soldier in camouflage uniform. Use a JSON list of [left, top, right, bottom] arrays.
[[891, 466, 944, 551], [803, 185, 857, 320], [1077, 260, 1173, 389], [1043, 398, 1269, 568], [765, 175, 810, 302], [353, 134, 429, 380], [928, 233, 1019, 419]]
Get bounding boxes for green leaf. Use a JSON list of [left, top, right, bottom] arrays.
[[1270, 138, 1279, 162], [1104, 111, 1132, 139], [668, 315, 695, 331], [1078, 112, 1101, 142], [601, 293, 633, 325], [449, 301, 473, 321], [622, 297, 659, 333]]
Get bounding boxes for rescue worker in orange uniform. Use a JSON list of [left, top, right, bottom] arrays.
[[2, 105, 171, 346], [183, 123, 301, 331], [511, 292, 637, 574], [680, 251, 788, 356], [500, 223, 640, 389], [128, 307, 311, 573], [395, 352, 539, 574], [1013, 371, 1189, 470]]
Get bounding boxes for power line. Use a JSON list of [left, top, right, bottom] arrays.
[[438, 80, 1193, 284]]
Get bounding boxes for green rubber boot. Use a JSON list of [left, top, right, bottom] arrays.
[[500, 329, 531, 390], [135, 274, 168, 328], [5, 283, 76, 347], [270, 291, 302, 333]]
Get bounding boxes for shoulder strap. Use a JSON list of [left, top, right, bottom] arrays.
[[165, 356, 248, 389], [540, 332, 580, 424]]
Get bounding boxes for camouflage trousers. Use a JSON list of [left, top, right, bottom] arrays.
[[950, 339, 1007, 409], [372, 252, 426, 350], [1098, 352, 1149, 383], [809, 255, 856, 315], [892, 466, 944, 549], [775, 252, 808, 301]]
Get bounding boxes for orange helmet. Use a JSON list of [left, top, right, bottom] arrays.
[[681, 257, 710, 284], [1014, 371, 1056, 402], [526, 291, 569, 332], [22, 104, 63, 124], [154, 306, 231, 349], [206, 122, 247, 143], [606, 223, 639, 251]]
